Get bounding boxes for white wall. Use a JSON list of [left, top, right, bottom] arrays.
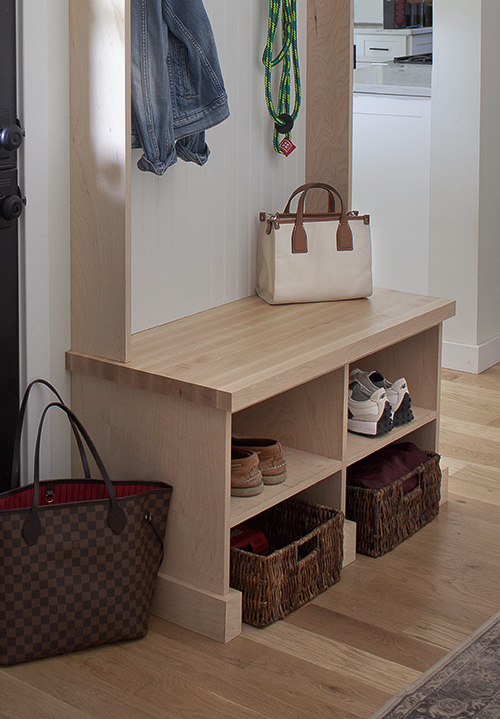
[[131, 0, 306, 332], [19, 0, 71, 481], [354, 0, 383, 25], [429, 0, 500, 372], [477, 1, 500, 351]]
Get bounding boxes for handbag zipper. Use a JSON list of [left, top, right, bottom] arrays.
[[260, 212, 281, 234], [260, 211, 370, 235]]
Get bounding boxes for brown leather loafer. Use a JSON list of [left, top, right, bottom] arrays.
[[232, 437, 287, 485], [231, 448, 264, 497]]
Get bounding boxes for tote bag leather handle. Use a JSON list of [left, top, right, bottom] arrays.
[[284, 182, 337, 214], [285, 183, 353, 254], [22, 401, 127, 545], [11, 378, 91, 490]]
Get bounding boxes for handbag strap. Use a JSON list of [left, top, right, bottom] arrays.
[[284, 182, 337, 214], [11, 378, 91, 490], [144, 509, 165, 565], [22, 401, 127, 546], [288, 183, 353, 254]]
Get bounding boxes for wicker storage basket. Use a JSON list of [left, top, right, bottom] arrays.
[[230, 498, 344, 628], [346, 450, 441, 557]]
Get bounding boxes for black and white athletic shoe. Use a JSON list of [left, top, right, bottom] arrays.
[[349, 368, 414, 427], [348, 380, 393, 436]]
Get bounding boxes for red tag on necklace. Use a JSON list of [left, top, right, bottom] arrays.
[[279, 137, 296, 157]]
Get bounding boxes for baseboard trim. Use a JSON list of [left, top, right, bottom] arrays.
[[440, 465, 449, 505], [151, 572, 242, 643], [343, 519, 357, 566], [442, 335, 500, 374]]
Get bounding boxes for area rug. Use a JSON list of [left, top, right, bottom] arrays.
[[370, 610, 500, 718]]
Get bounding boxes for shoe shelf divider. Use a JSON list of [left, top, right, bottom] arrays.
[[66, 289, 455, 643]]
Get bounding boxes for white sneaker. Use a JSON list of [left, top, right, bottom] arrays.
[[348, 380, 393, 436], [349, 369, 414, 427]]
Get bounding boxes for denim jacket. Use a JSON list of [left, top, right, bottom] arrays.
[[131, 0, 230, 175]]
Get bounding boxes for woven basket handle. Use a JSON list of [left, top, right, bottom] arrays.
[[398, 459, 429, 508], [285, 183, 353, 254], [400, 481, 423, 506], [11, 378, 91, 490], [22, 402, 126, 546], [296, 534, 319, 562]]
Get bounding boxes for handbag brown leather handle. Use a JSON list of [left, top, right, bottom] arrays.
[[283, 182, 337, 214], [22, 401, 127, 545], [11, 379, 91, 490], [285, 183, 353, 254]]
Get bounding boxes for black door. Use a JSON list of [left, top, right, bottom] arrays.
[[0, 0, 25, 491]]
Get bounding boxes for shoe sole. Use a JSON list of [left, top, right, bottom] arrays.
[[262, 470, 287, 485], [392, 394, 414, 426], [231, 482, 264, 497], [348, 404, 393, 436]]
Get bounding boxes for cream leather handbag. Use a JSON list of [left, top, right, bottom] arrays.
[[257, 183, 372, 305]]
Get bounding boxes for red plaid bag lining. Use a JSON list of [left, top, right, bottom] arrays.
[[0, 481, 166, 511]]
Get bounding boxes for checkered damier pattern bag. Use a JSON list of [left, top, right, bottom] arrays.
[[0, 393, 172, 665]]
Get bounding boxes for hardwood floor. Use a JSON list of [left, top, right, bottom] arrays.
[[2, 365, 500, 719]]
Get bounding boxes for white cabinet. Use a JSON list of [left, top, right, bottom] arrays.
[[411, 31, 433, 55], [354, 28, 432, 66], [352, 92, 431, 295], [356, 31, 407, 63]]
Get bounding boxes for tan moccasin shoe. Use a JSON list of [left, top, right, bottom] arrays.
[[232, 438, 287, 485], [231, 448, 264, 497]]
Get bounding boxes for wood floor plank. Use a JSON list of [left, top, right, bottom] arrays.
[[440, 421, 500, 467], [442, 364, 500, 388], [440, 382, 500, 425], [448, 464, 500, 505], [284, 605, 447, 671], [0, 669, 94, 719], [131, 619, 385, 719], [242, 622, 420, 695], [4, 639, 270, 719], [401, 615, 477, 651], [313, 496, 500, 651], [439, 455, 468, 475], [441, 415, 500, 445]]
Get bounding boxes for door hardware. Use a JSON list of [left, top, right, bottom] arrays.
[[0, 188, 26, 222], [0, 122, 25, 152]]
